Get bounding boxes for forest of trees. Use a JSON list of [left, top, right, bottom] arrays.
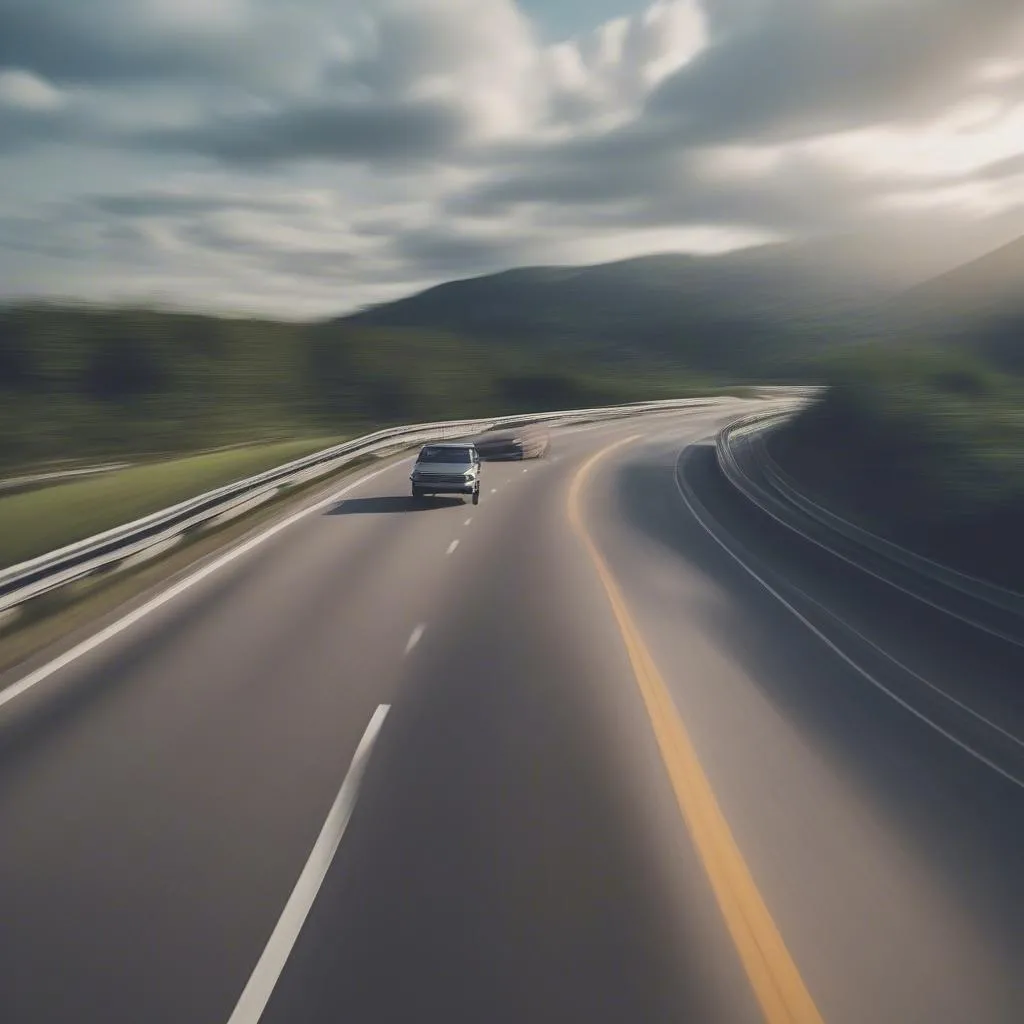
[[0, 304, 719, 469]]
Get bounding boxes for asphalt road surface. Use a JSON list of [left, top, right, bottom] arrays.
[[0, 402, 1021, 1024]]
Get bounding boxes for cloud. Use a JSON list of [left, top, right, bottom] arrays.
[[440, 0, 1024, 249], [0, 68, 64, 110], [0, 0, 1023, 314], [142, 99, 470, 166], [647, 0, 1024, 140], [88, 192, 295, 219], [0, 0, 332, 92], [0, 66, 76, 153], [540, 1, 707, 128]]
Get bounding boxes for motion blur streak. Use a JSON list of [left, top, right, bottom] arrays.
[[568, 436, 824, 1024]]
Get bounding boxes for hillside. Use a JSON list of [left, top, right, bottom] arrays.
[[11, 229, 1019, 470], [0, 304, 712, 469], [772, 344, 1024, 588], [346, 241, 891, 377], [889, 234, 1024, 373]]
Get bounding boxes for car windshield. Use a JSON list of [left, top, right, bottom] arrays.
[[418, 446, 471, 464]]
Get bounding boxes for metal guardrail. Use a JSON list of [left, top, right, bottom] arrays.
[[716, 412, 1024, 641], [0, 462, 132, 495], [0, 397, 720, 616], [754, 435, 1024, 616]]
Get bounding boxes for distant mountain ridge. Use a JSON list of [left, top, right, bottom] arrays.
[[347, 227, 1024, 377], [902, 234, 1024, 312], [344, 241, 892, 377], [888, 234, 1024, 373]]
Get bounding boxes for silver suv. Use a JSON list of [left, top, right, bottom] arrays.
[[410, 443, 481, 505]]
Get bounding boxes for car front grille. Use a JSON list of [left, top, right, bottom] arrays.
[[419, 475, 467, 486]]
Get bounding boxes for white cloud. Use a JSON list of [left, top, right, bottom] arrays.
[[538, 0, 706, 130], [0, 68, 64, 111], [364, 0, 543, 138], [630, 0, 707, 87], [809, 101, 1024, 183]]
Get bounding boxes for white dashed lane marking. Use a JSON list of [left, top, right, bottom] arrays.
[[446, 539, 459, 555], [404, 625, 425, 655], [225, 705, 391, 1024]]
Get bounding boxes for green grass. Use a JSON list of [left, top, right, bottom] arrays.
[[0, 436, 344, 569]]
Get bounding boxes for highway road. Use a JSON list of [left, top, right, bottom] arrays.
[[0, 402, 1021, 1023]]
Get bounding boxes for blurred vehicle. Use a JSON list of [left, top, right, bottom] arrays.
[[410, 443, 481, 504], [473, 425, 549, 460]]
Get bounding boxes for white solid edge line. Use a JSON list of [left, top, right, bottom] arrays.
[[673, 447, 1024, 792], [404, 624, 425, 654], [226, 703, 390, 1024], [732, 438, 1024, 649], [693, 451, 1024, 749], [0, 460, 405, 711], [717, 448, 1024, 746], [780, 566, 1024, 750], [446, 539, 459, 555]]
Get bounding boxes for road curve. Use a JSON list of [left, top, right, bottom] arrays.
[[0, 403, 1020, 1023]]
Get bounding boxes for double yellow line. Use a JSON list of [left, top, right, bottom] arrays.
[[567, 436, 823, 1024]]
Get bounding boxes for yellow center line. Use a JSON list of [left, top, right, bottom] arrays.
[[567, 435, 824, 1024]]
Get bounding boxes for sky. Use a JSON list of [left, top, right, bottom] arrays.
[[518, 0, 636, 39], [1, 0, 1023, 317]]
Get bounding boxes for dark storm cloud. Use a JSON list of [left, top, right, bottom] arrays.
[[89, 193, 312, 218], [0, 1, 223, 84], [0, 106, 77, 154], [455, 132, 673, 211], [461, 142, 880, 238], [139, 100, 468, 166], [0, 0, 324, 89], [646, 0, 1024, 144]]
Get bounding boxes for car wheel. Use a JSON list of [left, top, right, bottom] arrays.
[[412, 486, 423, 499], [472, 487, 480, 506]]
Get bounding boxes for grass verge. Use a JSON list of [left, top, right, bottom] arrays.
[[0, 436, 345, 570], [0, 451, 388, 678]]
